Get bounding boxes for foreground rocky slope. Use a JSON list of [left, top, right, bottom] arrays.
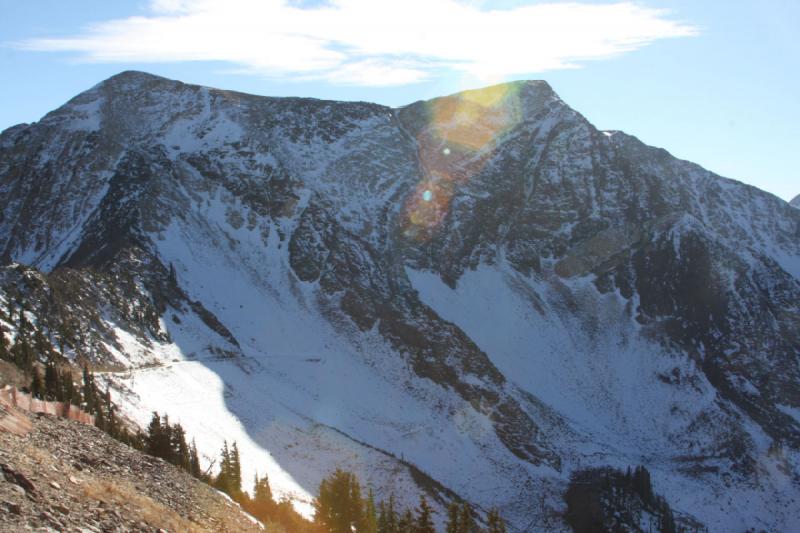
[[0, 410, 262, 532], [1, 71, 799, 531]]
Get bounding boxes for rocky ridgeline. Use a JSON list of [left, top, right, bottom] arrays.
[[0, 410, 262, 532], [1, 71, 799, 531]]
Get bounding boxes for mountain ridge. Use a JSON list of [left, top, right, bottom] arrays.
[[1, 71, 799, 532]]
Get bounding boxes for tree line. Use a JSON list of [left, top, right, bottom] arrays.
[[0, 298, 129, 440], [565, 465, 681, 533], [3, 297, 508, 532]]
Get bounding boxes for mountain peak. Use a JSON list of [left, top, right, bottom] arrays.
[[103, 70, 171, 84], [432, 79, 556, 106], [791, 194, 800, 208], [94, 70, 178, 93]]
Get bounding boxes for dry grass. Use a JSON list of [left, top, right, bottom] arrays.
[[81, 478, 211, 533]]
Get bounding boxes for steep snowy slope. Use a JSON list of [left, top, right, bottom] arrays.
[[1, 71, 799, 531]]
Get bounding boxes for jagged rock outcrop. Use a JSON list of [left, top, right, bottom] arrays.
[[1, 71, 799, 531]]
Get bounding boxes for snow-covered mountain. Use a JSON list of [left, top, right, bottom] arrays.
[[1, 71, 799, 531]]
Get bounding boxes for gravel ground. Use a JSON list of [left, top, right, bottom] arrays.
[[0, 409, 263, 532]]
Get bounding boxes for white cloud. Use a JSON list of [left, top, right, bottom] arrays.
[[17, 0, 697, 86]]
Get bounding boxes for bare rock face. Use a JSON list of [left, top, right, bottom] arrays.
[[0, 411, 262, 532], [791, 194, 800, 208], [1, 71, 799, 531]]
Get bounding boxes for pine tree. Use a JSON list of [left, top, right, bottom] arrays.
[[446, 502, 460, 533], [364, 489, 378, 533], [314, 468, 365, 533], [93, 402, 106, 431], [160, 415, 174, 460], [248, 472, 275, 521], [380, 494, 398, 533], [30, 366, 45, 399], [12, 338, 34, 374], [44, 361, 61, 401], [0, 327, 9, 361], [103, 388, 117, 436], [216, 440, 233, 495], [230, 441, 243, 497], [378, 501, 388, 533], [633, 465, 653, 506], [457, 502, 475, 533], [486, 508, 506, 533], [60, 367, 76, 405], [414, 496, 435, 533], [146, 412, 163, 457], [82, 365, 95, 413], [661, 503, 676, 533], [397, 509, 414, 533], [171, 422, 190, 470], [189, 439, 202, 479], [17, 304, 29, 339], [254, 472, 274, 505], [349, 472, 364, 532], [33, 329, 52, 361]]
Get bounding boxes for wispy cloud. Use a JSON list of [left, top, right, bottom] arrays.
[[16, 0, 697, 86]]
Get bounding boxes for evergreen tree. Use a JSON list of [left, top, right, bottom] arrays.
[[387, 494, 399, 533], [172, 422, 190, 471], [364, 489, 378, 533], [30, 366, 45, 399], [661, 504, 676, 533], [33, 329, 53, 360], [397, 509, 414, 533], [254, 472, 273, 505], [633, 465, 653, 506], [457, 502, 475, 533], [215, 440, 234, 495], [17, 304, 29, 339], [60, 367, 77, 405], [146, 412, 164, 457], [189, 438, 202, 479], [486, 508, 506, 533], [12, 338, 34, 374], [0, 327, 9, 361], [44, 361, 61, 401], [446, 502, 460, 533], [160, 415, 174, 460], [82, 365, 96, 412], [314, 468, 365, 533], [378, 501, 388, 533], [230, 441, 243, 497], [349, 472, 364, 532], [248, 472, 275, 521], [93, 401, 106, 431], [103, 387, 117, 436], [414, 496, 435, 533], [379, 494, 399, 533]]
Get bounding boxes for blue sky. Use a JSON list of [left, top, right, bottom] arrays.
[[1, 1, 797, 201]]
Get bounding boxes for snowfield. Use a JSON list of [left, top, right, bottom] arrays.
[[2, 71, 800, 532]]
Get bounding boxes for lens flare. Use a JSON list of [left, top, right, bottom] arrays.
[[402, 82, 524, 240]]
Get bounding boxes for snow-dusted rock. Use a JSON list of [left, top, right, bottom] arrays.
[[1, 71, 799, 531]]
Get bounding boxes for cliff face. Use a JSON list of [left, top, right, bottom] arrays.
[[1, 71, 799, 531]]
